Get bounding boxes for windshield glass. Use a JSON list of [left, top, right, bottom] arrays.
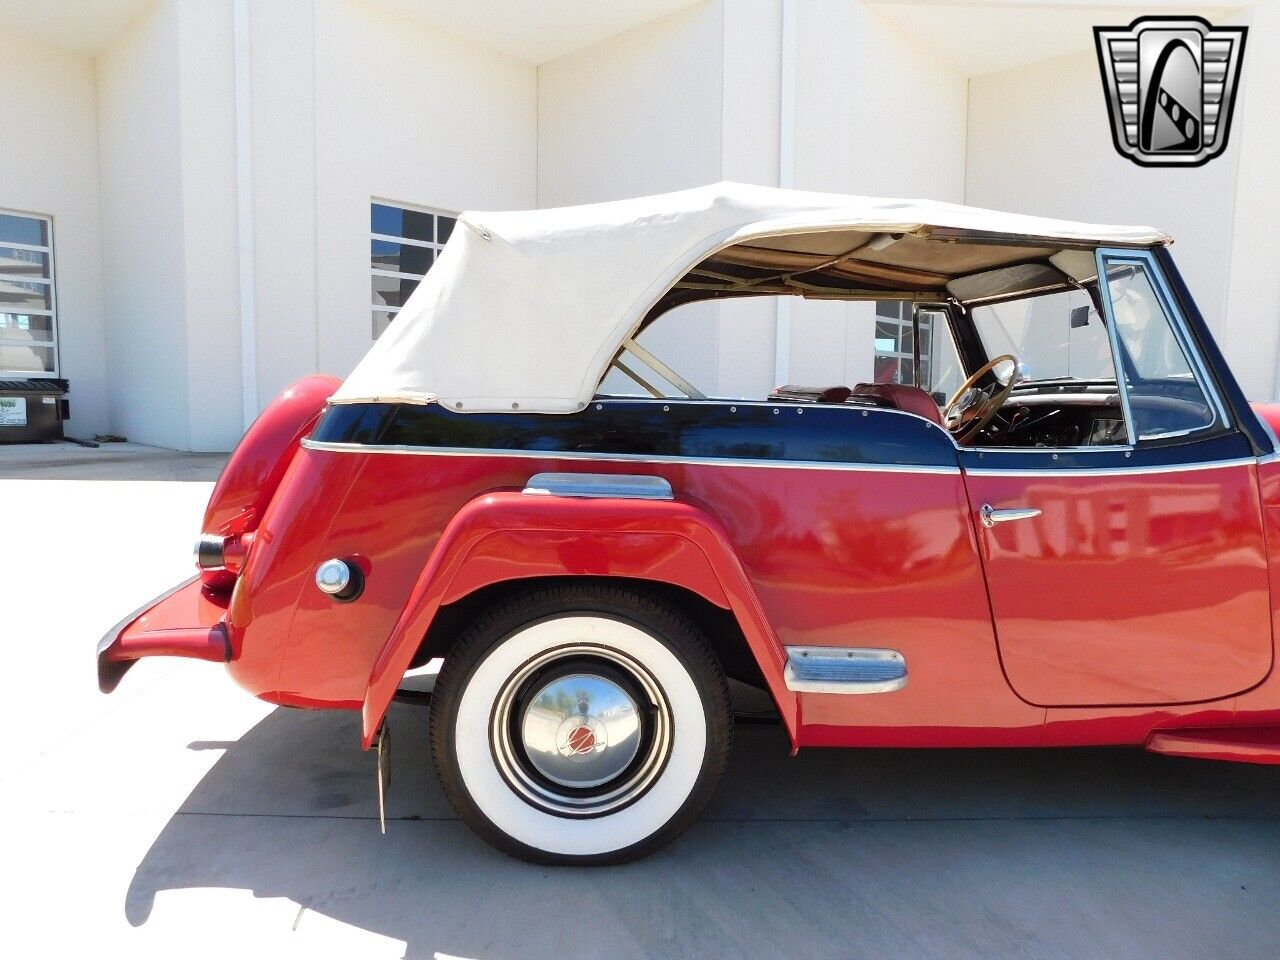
[[971, 288, 1115, 384]]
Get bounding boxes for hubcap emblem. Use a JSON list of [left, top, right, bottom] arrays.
[[556, 716, 607, 760]]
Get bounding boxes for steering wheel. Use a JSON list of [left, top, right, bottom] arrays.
[[943, 354, 1019, 445]]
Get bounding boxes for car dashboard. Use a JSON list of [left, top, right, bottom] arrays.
[[977, 380, 1127, 448]]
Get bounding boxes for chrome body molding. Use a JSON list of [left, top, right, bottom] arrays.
[[302, 438, 1259, 479], [964, 456, 1257, 478], [299, 437, 963, 475], [523, 472, 673, 500], [783, 646, 908, 694], [969, 443, 1135, 455]]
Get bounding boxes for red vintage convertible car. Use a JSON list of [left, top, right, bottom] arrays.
[[100, 183, 1280, 864]]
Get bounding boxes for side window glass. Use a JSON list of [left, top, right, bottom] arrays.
[[873, 302, 964, 403], [1100, 255, 1219, 440], [918, 307, 964, 405]]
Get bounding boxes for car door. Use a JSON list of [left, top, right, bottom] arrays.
[[961, 249, 1273, 707]]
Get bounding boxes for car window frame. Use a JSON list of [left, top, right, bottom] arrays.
[[1095, 247, 1230, 445], [958, 248, 1232, 456]]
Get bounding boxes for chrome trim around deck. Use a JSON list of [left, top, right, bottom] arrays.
[[523, 472, 674, 500], [300, 438, 962, 475], [965, 455, 1257, 478], [783, 646, 908, 694]]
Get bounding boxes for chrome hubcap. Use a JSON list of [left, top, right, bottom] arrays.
[[521, 672, 643, 789], [491, 644, 672, 817]]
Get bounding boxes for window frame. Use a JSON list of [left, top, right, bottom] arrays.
[[874, 300, 946, 390], [1095, 246, 1230, 444], [962, 249, 1232, 455], [370, 198, 456, 339], [0, 210, 58, 378]]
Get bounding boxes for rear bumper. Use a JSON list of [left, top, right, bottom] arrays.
[[96, 576, 232, 693]]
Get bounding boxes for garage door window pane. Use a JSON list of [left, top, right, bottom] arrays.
[[371, 239, 433, 276], [0, 342, 54, 373], [0, 213, 47, 247], [0, 313, 54, 340], [0, 246, 49, 277], [370, 200, 455, 339], [0, 279, 51, 311], [0, 211, 56, 376], [371, 204, 434, 243], [372, 275, 421, 311]]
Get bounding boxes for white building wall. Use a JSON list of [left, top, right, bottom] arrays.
[[176, 0, 241, 450], [1219, 2, 1280, 401], [718, 0, 783, 398], [97, 1, 191, 449], [245, 0, 321, 413], [541, 0, 970, 400], [9, 0, 1278, 449], [0, 34, 109, 437], [539, 1, 726, 395], [537, 2, 724, 207], [966, 49, 1240, 377], [312, 0, 538, 383], [787, 1, 968, 391], [96, 0, 243, 451], [94, 0, 540, 447]]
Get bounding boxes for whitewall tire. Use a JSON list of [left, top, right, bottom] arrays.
[[429, 584, 732, 865]]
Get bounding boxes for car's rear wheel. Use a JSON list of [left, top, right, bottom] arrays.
[[428, 584, 732, 865]]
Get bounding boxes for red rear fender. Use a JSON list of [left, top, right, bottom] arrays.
[[200, 376, 341, 589], [360, 492, 797, 749], [205, 375, 342, 535]]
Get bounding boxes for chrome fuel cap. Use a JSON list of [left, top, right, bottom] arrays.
[[315, 558, 352, 594], [519, 672, 643, 789], [315, 558, 362, 601]]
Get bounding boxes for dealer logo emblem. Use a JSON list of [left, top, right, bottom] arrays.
[[1094, 16, 1247, 167]]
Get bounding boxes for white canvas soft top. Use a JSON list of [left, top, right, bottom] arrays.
[[334, 181, 1169, 413]]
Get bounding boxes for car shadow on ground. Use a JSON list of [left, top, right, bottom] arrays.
[[126, 703, 1280, 959]]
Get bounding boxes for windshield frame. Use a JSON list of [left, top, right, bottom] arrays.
[[1095, 247, 1229, 442]]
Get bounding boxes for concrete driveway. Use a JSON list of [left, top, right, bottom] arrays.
[[4, 443, 1280, 959]]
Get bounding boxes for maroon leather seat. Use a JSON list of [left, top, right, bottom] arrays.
[[851, 383, 943, 426]]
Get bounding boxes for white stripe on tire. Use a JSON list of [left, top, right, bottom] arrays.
[[453, 615, 706, 857]]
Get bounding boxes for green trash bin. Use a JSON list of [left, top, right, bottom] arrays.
[[0, 378, 68, 444]]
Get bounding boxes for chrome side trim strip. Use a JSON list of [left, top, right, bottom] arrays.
[[300, 438, 963, 475], [783, 646, 908, 694], [970, 443, 1134, 455], [965, 456, 1256, 478], [523, 472, 673, 500]]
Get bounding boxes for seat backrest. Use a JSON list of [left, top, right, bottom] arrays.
[[851, 383, 943, 426]]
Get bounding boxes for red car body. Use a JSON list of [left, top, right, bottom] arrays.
[[96, 185, 1280, 861], [100, 371, 1280, 761]]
